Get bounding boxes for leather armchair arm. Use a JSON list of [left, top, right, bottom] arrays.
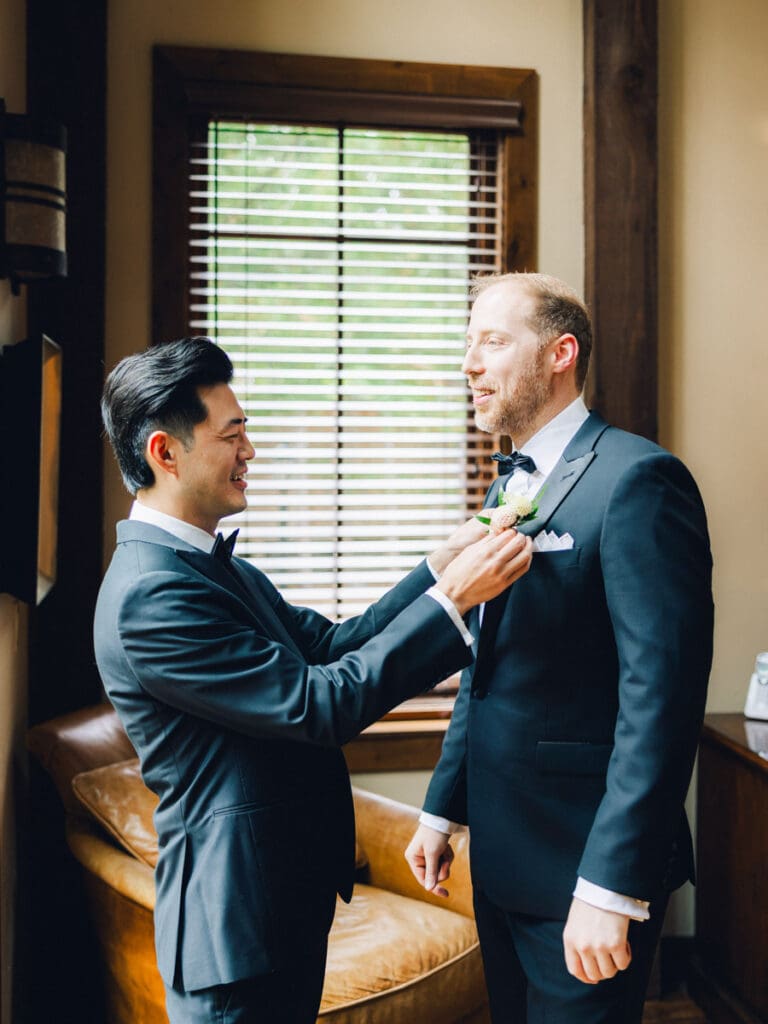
[[65, 786, 477, 921], [352, 787, 475, 919]]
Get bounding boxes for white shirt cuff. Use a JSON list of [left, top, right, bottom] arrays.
[[573, 877, 650, 921], [425, 586, 474, 647], [425, 556, 440, 581], [419, 812, 463, 835]]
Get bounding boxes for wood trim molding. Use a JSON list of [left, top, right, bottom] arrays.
[[583, 0, 658, 440], [157, 46, 536, 106], [501, 68, 538, 273], [343, 718, 449, 773]]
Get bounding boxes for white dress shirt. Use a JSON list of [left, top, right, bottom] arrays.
[[420, 397, 650, 922], [129, 501, 218, 552]]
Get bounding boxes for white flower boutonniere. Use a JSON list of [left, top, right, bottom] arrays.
[[476, 486, 540, 534]]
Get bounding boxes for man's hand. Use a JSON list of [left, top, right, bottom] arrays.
[[404, 824, 454, 897], [429, 517, 490, 577], [435, 529, 533, 616], [562, 897, 632, 984]]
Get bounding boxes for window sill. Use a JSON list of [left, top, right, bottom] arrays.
[[342, 695, 454, 773]]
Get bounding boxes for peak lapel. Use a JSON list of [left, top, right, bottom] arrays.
[[177, 548, 304, 657], [517, 411, 609, 537]]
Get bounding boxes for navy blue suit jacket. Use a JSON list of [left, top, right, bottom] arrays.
[[424, 412, 713, 917], [93, 521, 472, 991]]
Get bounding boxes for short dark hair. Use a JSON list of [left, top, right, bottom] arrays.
[[102, 337, 234, 495], [471, 272, 593, 390]]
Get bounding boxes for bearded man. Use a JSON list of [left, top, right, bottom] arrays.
[[405, 273, 713, 1024]]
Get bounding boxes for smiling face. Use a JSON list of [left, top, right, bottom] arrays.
[[463, 280, 557, 446], [170, 383, 254, 534]]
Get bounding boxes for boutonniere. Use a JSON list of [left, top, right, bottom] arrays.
[[476, 484, 540, 534]]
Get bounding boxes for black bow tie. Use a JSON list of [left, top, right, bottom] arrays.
[[491, 451, 537, 476], [212, 529, 239, 563]]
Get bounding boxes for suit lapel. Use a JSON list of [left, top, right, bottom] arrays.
[[517, 450, 596, 537], [475, 412, 610, 660], [176, 548, 303, 656]]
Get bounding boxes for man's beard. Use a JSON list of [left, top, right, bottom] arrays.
[[474, 348, 552, 440]]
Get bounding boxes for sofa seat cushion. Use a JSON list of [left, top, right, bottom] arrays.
[[320, 883, 485, 1022]]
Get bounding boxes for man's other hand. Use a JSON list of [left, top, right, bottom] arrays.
[[404, 824, 454, 898], [429, 517, 490, 576], [563, 897, 632, 984], [436, 529, 533, 616]]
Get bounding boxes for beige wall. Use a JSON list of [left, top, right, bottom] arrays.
[[659, 0, 768, 935], [659, 0, 768, 715], [0, 0, 28, 1019]]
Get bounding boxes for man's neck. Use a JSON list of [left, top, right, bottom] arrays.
[[135, 491, 216, 536], [511, 389, 581, 449]]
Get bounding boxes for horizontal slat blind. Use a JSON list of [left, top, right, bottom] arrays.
[[189, 122, 499, 618]]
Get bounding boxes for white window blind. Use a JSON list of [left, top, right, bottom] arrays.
[[189, 122, 500, 618]]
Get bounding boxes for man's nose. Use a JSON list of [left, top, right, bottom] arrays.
[[462, 341, 482, 376], [240, 433, 255, 460]]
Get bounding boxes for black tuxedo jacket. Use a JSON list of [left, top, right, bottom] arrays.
[[93, 521, 472, 992], [424, 412, 713, 917]]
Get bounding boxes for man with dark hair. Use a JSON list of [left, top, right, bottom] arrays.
[[94, 336, 533, 1024], [405, 274, 713, 1023]]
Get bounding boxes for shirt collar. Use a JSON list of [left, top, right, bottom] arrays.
[[129, 500, 217, 554], [519, 395, 590, 479]]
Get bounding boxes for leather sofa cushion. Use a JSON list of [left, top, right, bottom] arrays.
[[320, 884, 484, 1022], [71, 758, 369, 872], [72, 759, 160, 867]]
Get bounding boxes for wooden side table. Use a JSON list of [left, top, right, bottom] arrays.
[[690, 713, 768, 1024]]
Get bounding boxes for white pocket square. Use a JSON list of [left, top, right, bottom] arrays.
[[532, 530, 574, 553]]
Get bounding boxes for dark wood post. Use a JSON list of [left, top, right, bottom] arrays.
[[583, 0, 658, 440]]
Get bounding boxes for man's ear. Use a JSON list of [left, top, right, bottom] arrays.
[[550, 333, 579, 376], [145, 430, 179, 480]]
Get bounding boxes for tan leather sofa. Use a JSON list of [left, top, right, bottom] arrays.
[[28, 704, 490, 1023]]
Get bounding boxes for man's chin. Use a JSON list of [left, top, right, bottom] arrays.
[[220, 499, 247, 520], [474, 411, 497, 434]]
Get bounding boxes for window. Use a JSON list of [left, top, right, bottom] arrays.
[[189, 122, 501, 616], [153, 48, 537, 765]]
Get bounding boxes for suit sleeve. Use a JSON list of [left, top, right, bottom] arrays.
[[247, 559, 437, 663], [420, 481, 502, 824], [421, 663, 472, 824], [577, 452, 713, 899], [117, 570, 472, 748]]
